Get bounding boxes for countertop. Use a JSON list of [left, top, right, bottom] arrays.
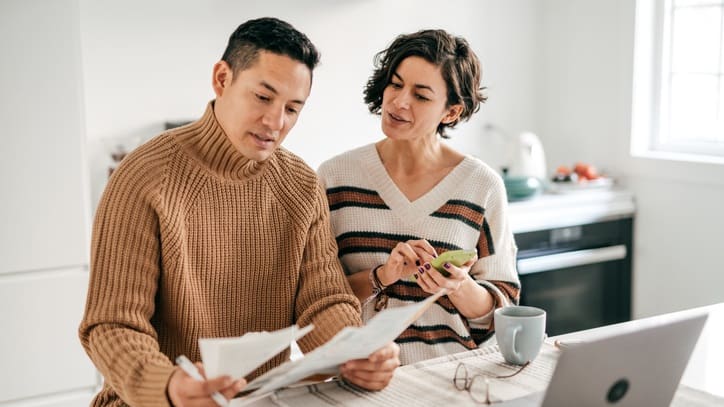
[[508, 188, 636, 234]]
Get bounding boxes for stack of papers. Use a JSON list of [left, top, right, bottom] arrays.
[[198, 289, 447, 401], [199, 324, 314, 379]]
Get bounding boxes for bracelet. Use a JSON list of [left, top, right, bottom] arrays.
[[369, 264, 387, 295]]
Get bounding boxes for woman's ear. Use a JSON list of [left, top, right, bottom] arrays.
[[441, 104, 464, 124], [212, 61, 233, 98]]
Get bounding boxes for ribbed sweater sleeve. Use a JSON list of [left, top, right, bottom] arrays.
[[293, 181, 362, 352], [80, 136, 175, 407]]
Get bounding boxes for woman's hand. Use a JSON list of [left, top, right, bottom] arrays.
[[416, 256, 478, 295], [377, 240, 438, 287]]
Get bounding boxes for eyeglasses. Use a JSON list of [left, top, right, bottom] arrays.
[[452, 361, 530, 404]]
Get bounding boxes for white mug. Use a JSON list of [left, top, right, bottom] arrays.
[[494, 306, 546, 365]]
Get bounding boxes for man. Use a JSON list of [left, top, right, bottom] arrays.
[[79, 17, 399, 407]]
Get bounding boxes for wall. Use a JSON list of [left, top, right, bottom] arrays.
[[538, 0, 724, 317], [79, 0, 542, 205], [77, 0, 724, 318]]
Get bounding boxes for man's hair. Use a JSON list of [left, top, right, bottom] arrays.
[[363, 29, 487, 139], [221, 17, 320, 80]]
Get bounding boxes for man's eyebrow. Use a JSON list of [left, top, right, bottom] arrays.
[[391, 72, 434, 93], [260, 81, 305, 105]]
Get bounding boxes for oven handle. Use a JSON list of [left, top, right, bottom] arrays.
[[517, 245, 627, 275]]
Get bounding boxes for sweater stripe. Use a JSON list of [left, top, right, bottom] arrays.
[[430, 199, 485, 230], [397, 324, 478, 350], [327, 186, 389, 211], [336, 231, 461, 257]]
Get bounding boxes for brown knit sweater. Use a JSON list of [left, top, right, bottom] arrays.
[[79, 102, 362, 407]]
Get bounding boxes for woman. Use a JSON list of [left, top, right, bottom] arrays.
[[318, 29, 520, 365]]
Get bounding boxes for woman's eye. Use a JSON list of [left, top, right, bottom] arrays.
[[286, 107, 299, 115], [389, 82, 402, 89], [416, 94, 431, 101], [256, 93, 271, 102]]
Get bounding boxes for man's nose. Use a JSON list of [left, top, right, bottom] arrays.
[[263, 105, 284, 131]]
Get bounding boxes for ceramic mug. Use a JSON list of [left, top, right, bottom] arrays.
[[494, 306, 546, 365]]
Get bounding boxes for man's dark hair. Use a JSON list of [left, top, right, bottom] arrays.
[[363, 29, 487, 139], [221, 17, 320, 80]]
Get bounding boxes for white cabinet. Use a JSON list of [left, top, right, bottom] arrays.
[[0, 0, 99, 404], [0, 270, 98, 403]]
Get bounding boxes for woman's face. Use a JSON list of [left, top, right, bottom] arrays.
[[380, 56, 460, 141]]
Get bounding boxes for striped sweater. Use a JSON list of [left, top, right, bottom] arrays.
[[318, 143, 520, 365]]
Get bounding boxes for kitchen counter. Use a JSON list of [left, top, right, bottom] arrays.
[[508, 188, 635, 234]]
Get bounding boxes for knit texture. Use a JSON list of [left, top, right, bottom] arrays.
[[318, 143, 520, 365], [79, 102, 362, 407]]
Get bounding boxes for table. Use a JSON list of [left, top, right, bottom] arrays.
[[234, 302, 724, 406]]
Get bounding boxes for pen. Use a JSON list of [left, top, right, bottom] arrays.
[[175, 355, 229, 407]]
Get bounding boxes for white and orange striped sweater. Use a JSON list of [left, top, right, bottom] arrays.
[[318, 143, 520, 365]]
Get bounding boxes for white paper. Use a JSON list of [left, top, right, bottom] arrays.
[[199, 324, 314, 379], [243, 290, 446, 398]]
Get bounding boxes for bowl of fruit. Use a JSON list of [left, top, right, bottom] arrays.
[[550, 162, 613, 192]]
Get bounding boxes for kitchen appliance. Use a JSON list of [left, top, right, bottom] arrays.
[[508, 132, 547, 181], [514, 217, 633, 336]]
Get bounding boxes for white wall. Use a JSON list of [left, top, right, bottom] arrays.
[[538, 0, 724, 317], [79, 0, 542, 205], [77, 0, 724, 317]]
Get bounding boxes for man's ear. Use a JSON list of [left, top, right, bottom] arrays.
[[441, 104, 464, 124], [212, 61, 233, 98]]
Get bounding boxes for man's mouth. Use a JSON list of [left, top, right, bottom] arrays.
[[251, 132, 276, 144]]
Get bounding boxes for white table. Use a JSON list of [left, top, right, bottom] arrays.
[[234, 302, 724, 406]]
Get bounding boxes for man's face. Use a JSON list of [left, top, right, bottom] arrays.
[[212, 51, 312, 162]]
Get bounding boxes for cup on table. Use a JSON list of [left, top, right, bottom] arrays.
[[494, 305, 546, 365]]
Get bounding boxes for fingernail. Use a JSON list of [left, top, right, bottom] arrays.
[[444, 263, 451, 269], [415, 260, 421, 266], [413, 274, 419, 280], [418, 267, 424, 273], [424, 263, 431, 270], [403, 261, 408, 266]]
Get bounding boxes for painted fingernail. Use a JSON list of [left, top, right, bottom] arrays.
[[404, 261, 408, 266], [444, 263, 451, 269], [413, 274, 419, 280], [415, 260, 421, 266], [418, 267, 424, 273], [424, 263, 431, 270]]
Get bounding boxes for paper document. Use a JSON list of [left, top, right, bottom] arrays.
[[243, 290, 447, 398], [199, 324, 314, 379]]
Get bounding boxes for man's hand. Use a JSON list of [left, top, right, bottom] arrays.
[[167, 362, 246, 406], [339, 342, 400, 391]]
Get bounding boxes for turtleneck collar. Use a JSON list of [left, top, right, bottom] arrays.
[[173, 101, 267, 181]]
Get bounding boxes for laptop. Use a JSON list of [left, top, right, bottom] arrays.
[[503, 311, 708, 407]]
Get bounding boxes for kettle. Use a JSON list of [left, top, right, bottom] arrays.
[[507, 132, 547, 181]]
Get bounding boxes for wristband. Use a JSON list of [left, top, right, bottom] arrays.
[[369, 264, 387, 295]]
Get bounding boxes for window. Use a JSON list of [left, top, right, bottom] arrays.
[[632, 0, 724, 162]]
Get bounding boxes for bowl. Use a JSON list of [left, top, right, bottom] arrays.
[[504, 176, 543, 201]]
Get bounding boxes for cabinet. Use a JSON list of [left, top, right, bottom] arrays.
[[0, 0, 99, 404]]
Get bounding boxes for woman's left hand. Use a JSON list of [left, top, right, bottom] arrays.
[[416, 257, 477, 295]]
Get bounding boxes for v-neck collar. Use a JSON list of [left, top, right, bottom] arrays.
[[360, 143, 477, 227]]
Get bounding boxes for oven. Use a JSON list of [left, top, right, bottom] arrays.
[[514, 217, 633, 336]]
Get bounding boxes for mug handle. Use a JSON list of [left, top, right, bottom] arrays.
[[505, 325, 523, 363]]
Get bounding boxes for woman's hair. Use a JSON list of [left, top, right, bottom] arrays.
[[364, 29, 486, 138]]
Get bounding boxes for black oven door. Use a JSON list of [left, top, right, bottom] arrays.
[[514, 219, 633, 336], [518, 245, 629, 336]]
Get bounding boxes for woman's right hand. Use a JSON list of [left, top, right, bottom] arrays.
[[377, 239, 438, 286]]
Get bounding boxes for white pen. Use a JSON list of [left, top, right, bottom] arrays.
[[175, 355, 229, 407]]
